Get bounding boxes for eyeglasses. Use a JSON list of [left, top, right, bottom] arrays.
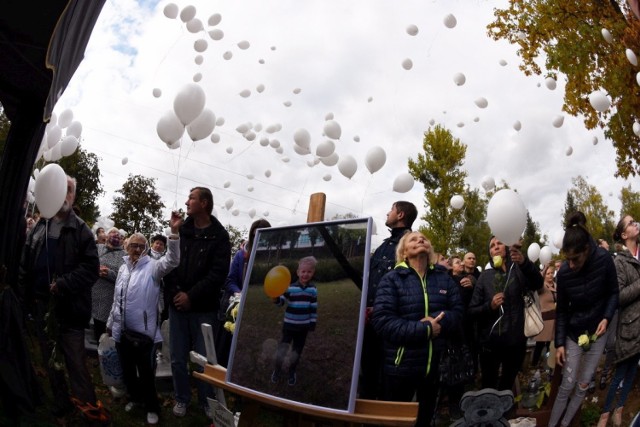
[[625, 220, 638, 229], [128, 243, 146, 251]]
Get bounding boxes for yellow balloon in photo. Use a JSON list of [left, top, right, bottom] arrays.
[[264, 265, 291, 298]]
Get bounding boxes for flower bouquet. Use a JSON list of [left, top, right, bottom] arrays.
[[578, 331, 598, 351], [223, 294, 241, 334]]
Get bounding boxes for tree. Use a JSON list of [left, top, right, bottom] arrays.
[[457, 188, 492, 267], [226, 224, 247, 257], [55, 146, 103, 223], [562, 192, 579, 228], [408, 125, 467, 255], [111, 174, 166, 237], [522, 211, 544, 253], [488, 1, 640, 178], [619, 185, 640, 224], [568, 175, 615, 241]]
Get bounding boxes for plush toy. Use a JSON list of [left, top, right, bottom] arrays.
[[450, 388, 514, 427]]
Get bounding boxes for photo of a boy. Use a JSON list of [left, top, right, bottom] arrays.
[[271, 256, 318, 386]]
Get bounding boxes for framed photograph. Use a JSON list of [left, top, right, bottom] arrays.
[[226, 217, 371, 414]]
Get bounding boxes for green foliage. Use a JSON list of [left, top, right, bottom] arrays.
[[408, 125, 467, 255], [226, 224, 247, 257], [110, 174, 166, 237], [454, 187, 492, 267], [619, 184, 640, 224], [562, 192, 578, 228], [522, 211, 544, 252], [55, 146, 103, 223], [488, 0, 640, 178], [568, 176, 615, 242]]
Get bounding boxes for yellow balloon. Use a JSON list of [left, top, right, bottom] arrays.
[[263, 265, 291, 298]]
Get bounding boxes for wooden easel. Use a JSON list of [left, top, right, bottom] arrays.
[[194, 192, 418, 426]]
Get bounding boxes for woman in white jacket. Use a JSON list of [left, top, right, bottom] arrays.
[[107, 213, 181, 425]]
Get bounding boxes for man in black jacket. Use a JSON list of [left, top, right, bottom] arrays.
[[164, 187, 230, 419], [19, 176, 103, 419], [359, 201, 417, 399]]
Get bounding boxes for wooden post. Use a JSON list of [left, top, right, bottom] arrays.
[[307, 192, 326, 223]]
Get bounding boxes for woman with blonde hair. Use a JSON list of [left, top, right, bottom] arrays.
[[372, 231, 463, 426]]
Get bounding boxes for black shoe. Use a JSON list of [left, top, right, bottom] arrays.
[[600, 374, 608, 390], [588, 380, 596, 394]]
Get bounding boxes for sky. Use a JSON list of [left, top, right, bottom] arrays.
[[42, 0, 634, 250]]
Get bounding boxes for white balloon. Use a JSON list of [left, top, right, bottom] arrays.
[[121, 157, 128, 165], [210, 133, 220, 143], [47, 125, 62, 149], [293, 144, 310, 156], [258, 59, 265, 64], [216, 117, 225, 126], [450, 195, 464, 210], [481, 175, 495, 192], [194, 55, 203, 65], [443, 13, 457, 28], [592, 136, 598, 145], [293, 88, 301, 94], [193, 72, 202, 82], [34, 163, 67, 219], [28, 177, 35, 193], [626, 49, 638, 66], [248, 208, 256, 218], [58, 109, 74, 128], [338, 155, 357, 179], [393, 173, 414, 193], [259, 137, 269, 147], [365, 146, 386, 174], [513, 120, 522, 131], [60, 135, 79, 157], [246, 174, 254, 180], [275, 147, 284, 154], [353, 135, 360, 142], [323, 174, 332, 181], [406, 24, 419, 36], [247, 186, 254, 192], [186, 18, 203, 33], [486, 189, 527, 246], [293, 128, 311, 149], [224, 198, 234, 210], [152, 88, 162, 98], [428, 119, 435, 126], [231, 209, 239, 216], [179, 5, 196, 22], [265, 170, 271, 178], [637, 72, 640, 86], [66, 121, 82, 138], [163, 3, 178, 19], [325, 112, 334, 121], [320, 152, 339, 166], [223, 51, 233, 60], [167, 140, 181, 150], [473, 117, 480, 122], [283, 101, 292, 107], [187, 108, 216, 141], [254, 123, 262, 132], [194, 39, 208, 52], [553, 230, 565, 249], [323, 120, 342, 140], [208, 13, 221, 26], [173, 83, 206, 126], [281, 156, 290, 163], [226, 146, 233, 154], [256, 84, 265, 93], [601, 28, 613, 43], [552, 115, 564, 128], [539, 246, 553, 266], [239, 89, 251, 98], [157, 110, 185, 143], [633, 122, 640, 136], [263, 211, 269, 217], [474, 97, 488, 108], [545, 77, 557, 90], [223, 181, 230, 188], [401, 58, 413, 70], [316, 140, 335, 157], [456, 122, 465, 128], [269, 139, 280, 148], [498, 59, 507, 66], [209, 29, 224, 40], [527, 243, 541, 262], [237, 40, 250, 50], [453, 72, 466, 86], [588, 90, 611, 112]]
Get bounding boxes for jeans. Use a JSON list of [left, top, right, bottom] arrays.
[[383, 367, 439, 427], [274, 329, 308, 376], [169, 306, 216, 407], [479, 342, 526, 391], [602, 352, 640, 413], [116, 338, 160, 413], [548, 335, 607, 427]]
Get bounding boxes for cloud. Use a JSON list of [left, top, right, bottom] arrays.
[[49, 0, 630, 249]]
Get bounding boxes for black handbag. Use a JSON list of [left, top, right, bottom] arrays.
[[121, 329, 153, 347], [438, 343, 475, 386]]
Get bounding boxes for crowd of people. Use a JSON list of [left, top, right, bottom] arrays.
[[15, 177, 640, 426]]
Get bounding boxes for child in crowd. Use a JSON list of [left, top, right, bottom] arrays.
[[271, 256, 318, 386]]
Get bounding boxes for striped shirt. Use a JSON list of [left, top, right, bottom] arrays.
[[276, 281, 318, 331]]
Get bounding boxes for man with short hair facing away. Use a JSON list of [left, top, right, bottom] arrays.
[[463, 252, 480, 280], [19, 176, 107, 422], [360, 201, 417, 399], [163, 187, 231, 419]]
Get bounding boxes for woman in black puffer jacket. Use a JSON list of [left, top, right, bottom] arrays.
[[468, 236, 543, 392], [372, 231, 463, 427], [549, 212, 618, 427]]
